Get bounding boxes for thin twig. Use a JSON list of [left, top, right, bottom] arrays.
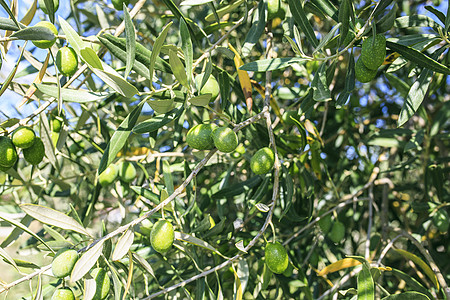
[[365, 184, 374, 260]]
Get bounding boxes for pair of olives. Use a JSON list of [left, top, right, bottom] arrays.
[[318, 214, 346, 243], [98, 161, 137, 186], [187, 124, 275, 174], [0, 126, 45, 171], [50, 248, 110, 300], [186, 124, 238, 153], [355, 34, 386, 83], [32, 21, 78, 77]]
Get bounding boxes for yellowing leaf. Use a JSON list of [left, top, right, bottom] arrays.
[[317, 258, 362, 277], [229, 43, 253, 111], [395, 249, 439, 289], [20, 51, 50, 107], [20, 0, 37, 26], [232, 265, 243, 300]]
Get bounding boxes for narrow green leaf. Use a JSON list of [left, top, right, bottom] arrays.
[[180, 0, 214, 5], [0, 213, 53, 252], [242, 0, 266, 57], [376, 3, 398, 33], [132, 253, 156, 278], [240, 57, 308, 72], [123, 4, 136, 77], [310, 0, 337, 20], [0, 17, 25, 31], [133, 107, 184, 134], [398, 68, 433, 127], [372, 0, 394, 18], [338, 0, 350, 46], [357, 263, 374, 300], [0, 247, 20, 272], [71, 241, 104, 282], [424, 6, 445, 24], [0, 43, 26, 97], [58, 17, 84, 54], [112, 229, 134, 261], [389, 268, 433, 299], [34, 83, 112, 103], [180, 18, 193, 86], [98, 101, 145, 174], [395, 248, 439, 288], [97, 35, 152, 79], [91, 67, 138, 98], [130, 186, 160, 203], [204, 0, 245, 22], [147, 98, 175, 114], [169, 50, 189, 88], [189, 94, 211, 107], [337, 52, 355, 106], [314, 23, 341, 54], [0, 0, 21, 29], [80, 47, 103, 70], [287, 0, 319, 47], [311, 63, 331, 101], [219, 70, 230, 107], [161, 0, 197, 42], [10, 26, 55, 41], [175, 232, 224, 255], [394, 15, 441, 32], [99, 34, 172, 73], [444, 3, 450, 32], [381, 291, 430, 300], [0, 215, 33, 248], [386, 41, 450, 75], [162, 160, 174, 195], [20, 204, 91, 236], [149, 22, 173, 84], [284, 35, 303, 56]]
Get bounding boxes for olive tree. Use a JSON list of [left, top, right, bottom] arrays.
[[0, 0, 449, 299]]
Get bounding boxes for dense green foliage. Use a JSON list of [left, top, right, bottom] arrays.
[[0, 0, 449, 299]]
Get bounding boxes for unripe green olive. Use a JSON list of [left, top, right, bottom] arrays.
[[91, 267, 111, 300], [186, 123, 216, 150], [32, 21, 58, 49], [12, 126, 36, 149], [51, 248, 78, 278], [98, 164, 118, 186], [56, 47, 78, 77], [150, 219, 175, 254], [0, 137, 18, 168], [211, 127, 238, 153], [265, 242, 289, 274], [250, 147, 275, 175], [23, 137, 45, 165]]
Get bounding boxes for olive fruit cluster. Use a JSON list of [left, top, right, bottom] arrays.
[[318, 214, 346, 243], [186, 123, 238, 153], [50, 248, 111, 300], [31, 21, 79, 77], [98, 161, 137, 186], [0, 126, 45, 172], [186, 124, 275, 174], [355, 34, 386, 83]]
